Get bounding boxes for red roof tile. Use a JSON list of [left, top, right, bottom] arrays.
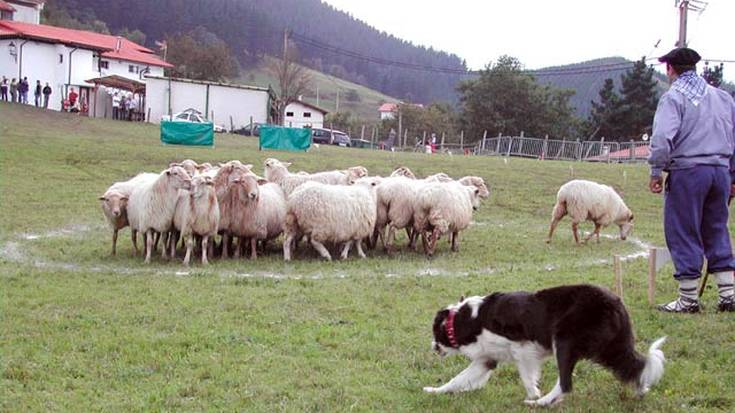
[[0, 1, 16, 12], [378, 103, 397, 112], [0, 20, 172, 68]]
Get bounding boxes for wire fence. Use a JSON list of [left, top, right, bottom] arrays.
[[475, 135, 650, 163]]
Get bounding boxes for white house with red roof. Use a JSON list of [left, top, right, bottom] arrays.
[[378, 102, 398, 120], [0, 15, 170, 114], [284, 99, 328, 128], [1, 0, 45, 24]]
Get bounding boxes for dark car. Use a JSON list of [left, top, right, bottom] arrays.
[[311, 128, 351, 147], [233, 122, 264, 137]]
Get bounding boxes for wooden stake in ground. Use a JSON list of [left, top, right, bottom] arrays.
[[613, 255, 623, 302], [647, 247, 657, 305]]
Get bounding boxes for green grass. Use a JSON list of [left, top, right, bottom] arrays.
[[238, 56, 398, 122], [1, 103, 734, 412]]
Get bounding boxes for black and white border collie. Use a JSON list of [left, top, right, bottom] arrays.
[[424, 284, 666, 407]]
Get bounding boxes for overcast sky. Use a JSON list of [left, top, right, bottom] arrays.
[[322, 0, 735, 82]]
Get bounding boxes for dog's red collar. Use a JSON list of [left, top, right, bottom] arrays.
[[445, 310, 459, 348]]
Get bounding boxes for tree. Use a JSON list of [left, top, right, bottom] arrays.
[[617, 57, 659, 140], [703, 62, 724, 87], [166, 28, 239, 82], [118, 28, 147, 46], [586, 78, 623, 140], [268, 43, 312, 126], [457, 56, 579, 141]]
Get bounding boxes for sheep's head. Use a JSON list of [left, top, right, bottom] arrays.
[[98, 191, 128, 218], [426, 173, 453, 183], [354, 176, 382, 192], [263, 158, 291, 181], [176, 159, 199, 177], [232, 175, 260, 202], [165, 165, 192, 190], [390, 166, 416, 179], [197, 162, 214, 173], [190, 175, 215, 198], [467, 186, 482, 211], [618, 210, 634, 241], [459, 176, 490, 199], [348, 166, 369, 178]]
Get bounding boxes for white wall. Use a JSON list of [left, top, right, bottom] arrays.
[[285, 101, 325, 128], [145, 77, 270, 131], [9, 3, 41, 24], [380, 111, 395, 120], [97, 58, 165, 81]]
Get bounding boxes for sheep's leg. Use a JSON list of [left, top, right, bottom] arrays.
[[169, 231, 178, 259], [183, 235, 193, 266], [421, 230, 429, 254], [132, 229, 139, 256], [428, 228, 441, 256], [111, 228, 118, 256], [250, 238, 258, 260], [340, 240, 353, 260], [221, 233, 230, 259], [572, 222, 580, 244], [144, 229, 154, 264], [356, 240, 367, 258], [161, 232, 169, 259], [451, 231, 460, 252], [409, 227, 419, 251], [153, 231, 160, 252], [207, 237, 214, 260], [385, 225, 398, 254], [310, 239, 332, 261], [202, 236, 209, 265], [583, 223, 602, 244], [546, 202, 566, 244], [284, 233, 295, 261], [233, 236, 241, 259]]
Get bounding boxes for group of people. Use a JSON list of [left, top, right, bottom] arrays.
[[0, 77, 52, 108], [111, 91, 140, 121]]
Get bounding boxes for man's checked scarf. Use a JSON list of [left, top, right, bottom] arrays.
[[671, 70, 708, 106]]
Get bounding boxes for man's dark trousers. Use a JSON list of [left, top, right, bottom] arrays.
[[665, 165, 735, 280]]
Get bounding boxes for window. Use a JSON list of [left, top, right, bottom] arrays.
[[303, 112, 312, 118], [129, 65, 135, 73], [286, 111, 294, 117], [99, 61, 109, 69], [59, 54, 63, 64]]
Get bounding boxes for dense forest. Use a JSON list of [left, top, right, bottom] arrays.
[[46, 0, 466, 104]]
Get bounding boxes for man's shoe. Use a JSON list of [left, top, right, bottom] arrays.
[[717, 296, 735, 312], [657, 296, 700, 313]]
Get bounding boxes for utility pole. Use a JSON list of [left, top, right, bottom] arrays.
[[283, 29, 289, 63], [335, 89, 340, 112], [676, 1, 708, 47]]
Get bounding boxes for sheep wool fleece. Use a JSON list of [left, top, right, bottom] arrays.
[[664, 165, 735, 280]]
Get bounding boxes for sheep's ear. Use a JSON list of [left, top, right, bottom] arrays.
[[257, 178, 269, 185], [98, 195, 106, 200], [244, 164, 253, 170], [121, 196, 129, 201], [218, 162, 226, 167], [283, 162, 292, 167]]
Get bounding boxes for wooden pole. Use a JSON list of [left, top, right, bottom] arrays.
[[614, 255, 623, 302], [441, 131, 445, 151], [403, 128, 409, 149], [361, 125, 365, 140], [647, 247, 657, 306], [460, 130, 464, 151]]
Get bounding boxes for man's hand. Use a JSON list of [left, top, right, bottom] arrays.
[[650, 176, 664, 194]]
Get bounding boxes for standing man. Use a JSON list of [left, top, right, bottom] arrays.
[[19, 77, 29, 104], [112, 92, 121, 120], [42, 83, 52, 109], [648, 47, 735, 313], [34, 80, 42, 107], [10, 78, 18, 103], [0, 77, 8, 101]]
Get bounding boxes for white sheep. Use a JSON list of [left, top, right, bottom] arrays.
[[229, 175, 287, 259], [547, 179, 634, 244], [171, 159, 199, 177], [390, 166, 417, 179], [127, 166, 192, 263], [372, 176, 427, 252], [98, 172, 158, 255], [264, 158, 368, 195], [212, 161, 255, 258], [413, 181, 483, 256], [283, 177, 380, 261], [179, 175, 220, 266]]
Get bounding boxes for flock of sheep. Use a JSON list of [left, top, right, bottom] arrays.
[[98, 159, 492, 265]]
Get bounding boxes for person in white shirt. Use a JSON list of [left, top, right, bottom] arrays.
[[112, 92, 121, 120]]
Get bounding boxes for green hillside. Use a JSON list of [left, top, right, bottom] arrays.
[[237, 56, 400, 123]]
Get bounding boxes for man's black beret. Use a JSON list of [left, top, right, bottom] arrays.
[[658, 47, 701, 65]]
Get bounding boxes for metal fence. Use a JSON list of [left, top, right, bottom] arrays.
[[475, 135, 650, 163]]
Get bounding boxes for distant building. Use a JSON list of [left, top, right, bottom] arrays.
[[285, 100, 328, 128], [0, 20, 170, 113], [378, 102, 398, 120], [0, 0, 45, 24]]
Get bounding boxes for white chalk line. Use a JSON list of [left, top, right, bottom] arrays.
[[1, 223, 654, 279]]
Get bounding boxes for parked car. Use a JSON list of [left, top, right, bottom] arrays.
[[162, 108, 226, 133], [350, 138, 373, 149], [311, 127, 351, 147], [233, 122, 265, 137]]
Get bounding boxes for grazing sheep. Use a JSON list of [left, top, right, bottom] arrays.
[[372, 176, 427, 252], [179, 175, 220, 266], [547, 179, 634, 244], [264, 158, 368, 195], [413, 181, 483, 256], [283, 177, 380, 261], [229, 175, 287, 259], [127, 166, 192, 263], [390, 166, 417, 179], [99, 173, 158, 255]]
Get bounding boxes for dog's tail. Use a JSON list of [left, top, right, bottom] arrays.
[[637, 336, 666, 396]]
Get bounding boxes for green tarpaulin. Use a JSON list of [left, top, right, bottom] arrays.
[[160, 121, 214, 146], [259, 126, 311, 151]]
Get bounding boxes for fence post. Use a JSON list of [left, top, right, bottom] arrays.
[[576, 138, 582, 161], [542, 135, 548, 160], [519, 131, 525, 156], [561, 138, 566, 160], [506, 134, 513, 157], [630, 139, 635, 161], [441, 132, 445, 151], [481, 130, 487, 153], [361, 125, 365, 140], [460, 130, 464, 153], [403, 128, 409, 149], [496, 133, 501, 155]]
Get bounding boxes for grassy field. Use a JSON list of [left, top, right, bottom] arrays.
[[1, 102, 733, 412], [237, 56, 398, 122]]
